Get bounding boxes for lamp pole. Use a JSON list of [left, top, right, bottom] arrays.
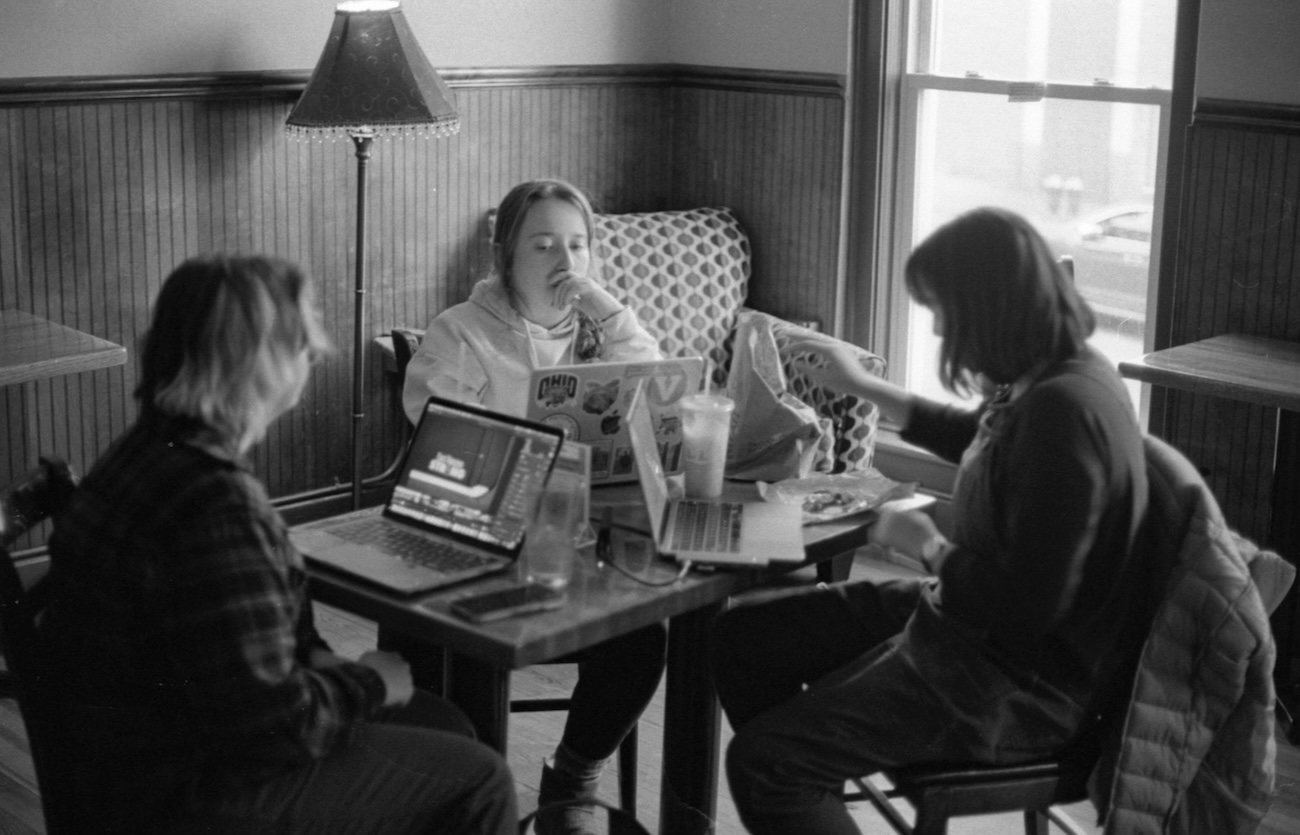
[[285, 0, 459, 510], [350, 129, 375, 510]]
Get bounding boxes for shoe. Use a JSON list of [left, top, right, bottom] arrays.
[[534, 761, 601, 835]]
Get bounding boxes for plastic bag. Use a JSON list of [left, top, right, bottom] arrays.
[[724, 311, 833, 481]]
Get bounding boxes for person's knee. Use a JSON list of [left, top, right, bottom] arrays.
[[430, 695, 478, 740], [455, 740, 515, 809], [709, 606, 751, 685], [725, 725, 780, 798], [640, 622, 667, 669], [477, 746, 515, 796], [385, 690, 478, 739], [727, 724, 846, 828], [606, 622, 667, 683], [442, 743, 518, 832]]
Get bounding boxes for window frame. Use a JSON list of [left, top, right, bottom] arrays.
[[841, 0, 1201, 488]]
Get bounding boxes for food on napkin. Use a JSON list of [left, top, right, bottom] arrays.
[[757, 470, 917, 524]]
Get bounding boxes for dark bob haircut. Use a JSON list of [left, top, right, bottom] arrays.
[[904, 207, 1095, 395]]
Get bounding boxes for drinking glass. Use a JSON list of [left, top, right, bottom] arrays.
[[524, 468, 585, 589], [679, 392, 734, 499]]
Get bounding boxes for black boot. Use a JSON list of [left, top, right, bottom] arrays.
[[535, 760, 601, 835]]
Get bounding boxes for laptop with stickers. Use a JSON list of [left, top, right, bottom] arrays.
[[524, 357, 705, 485]]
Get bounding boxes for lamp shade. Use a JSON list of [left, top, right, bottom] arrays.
[[285, 0, 459, 139]]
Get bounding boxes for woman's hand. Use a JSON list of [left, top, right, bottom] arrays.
[[357, 649, 415, 707], [785, 335, 874, 392], [549, 270, 623, 320], [785, 335, 916, 427], [869, 506, 950, 572]]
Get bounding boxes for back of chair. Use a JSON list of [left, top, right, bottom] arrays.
[[592, 207, 751, 388], [1089, 435, 1288, 833], [0, 455, 83, 834]]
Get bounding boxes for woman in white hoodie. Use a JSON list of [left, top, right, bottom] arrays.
[[402, 179, 661, 423], [398, 180, 667, 835]]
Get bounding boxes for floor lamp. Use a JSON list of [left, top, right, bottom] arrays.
[[285, 0, 459, 510]]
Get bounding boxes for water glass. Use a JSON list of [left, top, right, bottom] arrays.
[[524, 468, 585, 589]]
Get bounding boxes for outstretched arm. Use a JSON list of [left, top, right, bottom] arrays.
[[784, 334, 916, 428]]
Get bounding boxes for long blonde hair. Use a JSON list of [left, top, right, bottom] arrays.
[[137, 255, 331, 452]]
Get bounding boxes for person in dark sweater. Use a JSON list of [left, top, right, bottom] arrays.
[[40, 255, 517, 834], [710, 207, 1150, 835]]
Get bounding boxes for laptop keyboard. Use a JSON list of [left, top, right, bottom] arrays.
[[331, 518, 499, 574], [671, 501, 743, 553]]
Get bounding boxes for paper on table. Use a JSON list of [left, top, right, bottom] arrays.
[[757, 469, 918, 525]]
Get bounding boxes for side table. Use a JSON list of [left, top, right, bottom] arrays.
[[1, 309, 127, 386]]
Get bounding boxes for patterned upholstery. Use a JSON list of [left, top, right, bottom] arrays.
[[592, 207, 749, 389], [735, 310, 886, 474]]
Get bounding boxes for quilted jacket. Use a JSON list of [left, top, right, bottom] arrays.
[[1089, 434, 1295, 834]]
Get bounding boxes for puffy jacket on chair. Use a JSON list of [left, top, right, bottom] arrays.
[[1090, 434, 1295, 834]]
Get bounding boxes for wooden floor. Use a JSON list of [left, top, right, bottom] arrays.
[[2, 551, 1299, 833]]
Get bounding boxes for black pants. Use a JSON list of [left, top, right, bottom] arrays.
[[173, 691, 516, 835], [711, 579, 1088, 835], [380, 622, 667, 761]]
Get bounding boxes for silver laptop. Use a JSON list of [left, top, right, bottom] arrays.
[[291, 396, 565, 595], [524, 357, 705, 485], [625, 382, 805, 566]]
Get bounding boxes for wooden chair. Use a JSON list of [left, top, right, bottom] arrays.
[[843, 743, 1096, 835], [0, 455, 84, 834], [388, 330, 641, 815]]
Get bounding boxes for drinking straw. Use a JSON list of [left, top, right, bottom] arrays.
[[701, 355, 713, 394]]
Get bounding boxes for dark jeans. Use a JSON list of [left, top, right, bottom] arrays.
[[175, 691, 518, 835], [711, 579, 1087, 835], [380, 622, 667, 762]]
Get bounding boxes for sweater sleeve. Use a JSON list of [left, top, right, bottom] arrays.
[[402, 314, 488, 424], [899, 397, 981, 464], [599, 307, 663, 361], [937, 380, 1116, 634], [158, 483, 386, 766]]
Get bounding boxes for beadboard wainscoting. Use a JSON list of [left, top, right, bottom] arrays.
[[0, 65, 845, 544]]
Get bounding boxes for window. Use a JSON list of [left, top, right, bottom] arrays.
[[847, 0, 1178, 415]]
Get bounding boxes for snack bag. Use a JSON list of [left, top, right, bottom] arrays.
[[724, 311, 833, 481]]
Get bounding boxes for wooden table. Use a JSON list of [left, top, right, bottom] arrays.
[[1119, 333, 1300, 693], [1, 309, 127, 386], [306, 483, 930, 835]]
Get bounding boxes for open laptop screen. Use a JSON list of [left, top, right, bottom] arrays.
[[387, 398, 563, 550], [625, 382, 671, 535]]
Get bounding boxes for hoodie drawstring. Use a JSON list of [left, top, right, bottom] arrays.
[[522, 315, 578, 371]]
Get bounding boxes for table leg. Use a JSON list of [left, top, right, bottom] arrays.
[[446, 651, 512, 753], [659, 600, 725, 835]]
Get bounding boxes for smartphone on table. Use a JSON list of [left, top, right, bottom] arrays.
[[449, 582, 567, 624]]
